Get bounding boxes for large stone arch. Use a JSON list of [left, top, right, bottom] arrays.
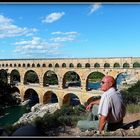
[[43, 70, 59, 87], [86, 71, 105, 91], [43, 90, 58, 104], [116, 71, 138, 89], [24, 88, 39, 106], [10, 69, 20, 85], [11, 86, 20, 94], [86, 96, 101, 105], [62, 71, 81, 89], [0, 69, 8, 84], [62, 93, 81, 106], [24, 70, 39, 85], [115, 72, 129, 88]]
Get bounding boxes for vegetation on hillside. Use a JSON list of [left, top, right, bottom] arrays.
[[121, 80, 140, 105], [121, 80, 140, 113], [34, 105, 87, 130], [0, 81, 21, 116]]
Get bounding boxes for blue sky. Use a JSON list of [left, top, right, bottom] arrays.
[[0, 3, 140, 59]]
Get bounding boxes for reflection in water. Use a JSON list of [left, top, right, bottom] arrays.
[[70, 94, 80, 106], [88, 82, 101, 90], [0, 93, 40, 127]]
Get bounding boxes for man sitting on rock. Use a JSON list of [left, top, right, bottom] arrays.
[[77, 76, 126, 134]]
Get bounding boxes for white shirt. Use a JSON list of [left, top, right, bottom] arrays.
[[98, 87, 126, 123]]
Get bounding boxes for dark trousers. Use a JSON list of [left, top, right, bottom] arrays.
[[107, 119, 123, 131]]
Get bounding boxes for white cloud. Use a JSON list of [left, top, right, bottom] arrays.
[[51, 31, 78, 35], [0, 14, 13, 23], [42, 12, 65, 23], [13, 37, 62, 57], [0, 15, 37, 39], [50, 36, 75, 42], [88, 3, 102, 15], [50, 31, 79, 42]]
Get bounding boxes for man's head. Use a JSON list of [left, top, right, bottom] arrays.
[[100, 76, 116, 91]]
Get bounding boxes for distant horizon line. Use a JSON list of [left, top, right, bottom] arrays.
[[0, 56, 140, 61]]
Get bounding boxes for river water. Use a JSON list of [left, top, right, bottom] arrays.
[[0, 105, 30, 127]]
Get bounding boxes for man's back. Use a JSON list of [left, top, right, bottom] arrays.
[[98, 87, 126, 123]]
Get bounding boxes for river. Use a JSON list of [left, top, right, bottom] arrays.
[[0, 105, 30, 127]]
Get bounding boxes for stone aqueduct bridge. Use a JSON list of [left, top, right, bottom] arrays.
[[0, 57, 140, 107]]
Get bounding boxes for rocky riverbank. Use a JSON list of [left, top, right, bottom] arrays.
[[13, 103, 60, 126]]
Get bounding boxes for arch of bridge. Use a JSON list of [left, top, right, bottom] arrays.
[[18, 85, 103, 107]]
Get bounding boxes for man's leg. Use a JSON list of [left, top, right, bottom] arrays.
[[77, 120, 99, 132], [77, 105, 99, 131], [87, 104, 99, 121]]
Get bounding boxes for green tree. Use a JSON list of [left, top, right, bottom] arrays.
[[88, 72, 104, 82], [0, 70, 8, 84], [24, 71, 39, 84], [10, 70, 20, 83]]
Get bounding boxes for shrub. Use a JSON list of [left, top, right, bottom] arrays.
[[121, 80, 140, 105], [33, 104, 87, 131]]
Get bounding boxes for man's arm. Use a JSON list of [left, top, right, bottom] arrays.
[[98, 115, 108, 134], [86, 99, 100, 111]]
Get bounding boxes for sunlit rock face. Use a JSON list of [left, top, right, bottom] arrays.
[[116, 73, 138, 90], [14, 103, 60, 126], [21, 99, 31, 106]]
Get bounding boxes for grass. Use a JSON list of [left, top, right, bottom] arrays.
[[126, 104, 140, 114]]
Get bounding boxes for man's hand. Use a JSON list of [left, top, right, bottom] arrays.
[[99, 115, 107, 133], [96, 130, 105, 135], [86, 102, 93, 111]]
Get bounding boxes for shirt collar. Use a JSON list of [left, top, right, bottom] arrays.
[[108, 87, 116, 92]]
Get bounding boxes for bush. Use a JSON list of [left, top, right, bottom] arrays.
[[127, 81, 140, 92], [72, 104, 86, 114], [35, 112, 61, 131], [33, 104, 87, 131], [0, 81, 21, 108], [121, 80, 140, 105]]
